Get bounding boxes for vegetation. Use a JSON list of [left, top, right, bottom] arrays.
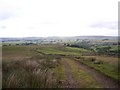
[[2, 37, 119, 88], [36, 46, 91, 56], [75, 56, 119, 81]]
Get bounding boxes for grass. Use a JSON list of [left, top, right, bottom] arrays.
[[54, 60, 66, 80], [53, 59, 67, 88], [2, 57, 60, 88], [64, 58, 102, 88], [2, 44, 119, 88], [2, 46, 32, 62], [3, 45, 73, 88], [36, 46, 91, 56], [75, 56, 119, 81], [2, 45, 33, 55], [2, 45, 62, 88]]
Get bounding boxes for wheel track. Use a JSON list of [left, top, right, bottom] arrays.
[[74, 59, 118, 88], [62, 59, 79, 88], [62, 57, 118, 88]]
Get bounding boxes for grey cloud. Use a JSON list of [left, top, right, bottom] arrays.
[[90, 22, 118, 30], [1, 26, 6, 29]]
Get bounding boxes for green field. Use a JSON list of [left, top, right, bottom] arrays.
[[36, 46, 91, 56]]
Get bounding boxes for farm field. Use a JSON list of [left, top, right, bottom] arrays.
[[2, 44, 119, 88]]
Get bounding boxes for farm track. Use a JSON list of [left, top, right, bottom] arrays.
[[74, 60, 118, 88], [35, 50, 118, 88], [62, 58, 118, 88], [62, 59, 79, 88]]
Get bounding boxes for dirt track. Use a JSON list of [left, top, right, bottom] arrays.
[[75, 60, 118, 88], [62, 59, 79, 88], [62, 58, 118, 88]]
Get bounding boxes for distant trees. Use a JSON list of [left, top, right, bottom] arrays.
[[66, 40, 92, 50], [102, 39, 109, 41], [96, 46, 111, 54], [64, 40, 119, 56]]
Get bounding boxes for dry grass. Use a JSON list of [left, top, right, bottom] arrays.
[[82, 56, 118, 65], [2, 55, 61, 88]]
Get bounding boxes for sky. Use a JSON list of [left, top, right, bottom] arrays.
[[0, 0, 119, 37]]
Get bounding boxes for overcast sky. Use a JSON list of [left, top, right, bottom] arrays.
[[0, 0, 119, 37]]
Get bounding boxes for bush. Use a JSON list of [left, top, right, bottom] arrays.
[[89, 57, 96, 62]]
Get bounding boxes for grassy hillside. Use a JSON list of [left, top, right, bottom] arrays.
[[2, 45, 119, 88]]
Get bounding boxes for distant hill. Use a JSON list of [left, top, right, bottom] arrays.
[[72, 36, 117, 40], [1, 36, 118, 42]]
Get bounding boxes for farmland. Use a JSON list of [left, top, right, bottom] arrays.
[[2, 39, 119, 88]]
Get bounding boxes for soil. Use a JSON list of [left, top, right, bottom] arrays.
[[62, 59, 79, 88]]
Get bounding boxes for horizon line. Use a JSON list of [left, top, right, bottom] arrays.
[[0, 35, 118, 38]]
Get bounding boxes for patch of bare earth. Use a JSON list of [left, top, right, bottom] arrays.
[[62, 59, 79, 88]]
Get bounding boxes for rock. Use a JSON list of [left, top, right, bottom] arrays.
[[94, 60, 102, 64]]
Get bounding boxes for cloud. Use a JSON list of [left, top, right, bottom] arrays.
[[90, 22, 118, 30], [0, 0, 118, 37], [1, 26, 6, 29], [0, 10, 16, 20]]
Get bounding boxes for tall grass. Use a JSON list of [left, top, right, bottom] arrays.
[[2, 55, 61, 88]]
